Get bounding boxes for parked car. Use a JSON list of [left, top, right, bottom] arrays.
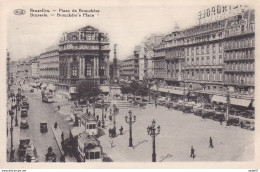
[[20, 119, 29, 129], [24, 143, 39, 162], [21, 107, 28, 117], [40, 122, 48, 133]]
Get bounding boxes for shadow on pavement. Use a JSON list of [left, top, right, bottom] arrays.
[[103, 153, 113, 162]]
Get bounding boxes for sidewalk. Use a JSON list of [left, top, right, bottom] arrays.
[[6, 103, 21, 162], [51, 126, 76, 162]]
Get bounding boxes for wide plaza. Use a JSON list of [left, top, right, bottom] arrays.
[[94, 103, 254, 162]]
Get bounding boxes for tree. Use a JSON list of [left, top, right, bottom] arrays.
[[120, 83, 131, 95], [129, 80, 140, 96], [77, 80, 102, 103]]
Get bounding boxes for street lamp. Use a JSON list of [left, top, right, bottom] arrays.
[[147, 119, 160, 162], [226, 90, 230, 126], [125, 110, 136, 147], [9, 110, 14, 161], [113, 104, 117, 134], [101, 99, 105, 128]]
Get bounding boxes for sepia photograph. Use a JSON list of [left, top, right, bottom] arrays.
[[1, 0, 259, 169]]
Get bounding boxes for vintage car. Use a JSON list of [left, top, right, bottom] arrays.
[[40, 122, 48, 133], [20, 119, 29, 129], [18, 137, 30, 161], [21, 107, 28, 117], [227, 117, 240, 126], [240, 120, 255, 130], [21, 100, 29, 110], [24, 143, 39, 162]]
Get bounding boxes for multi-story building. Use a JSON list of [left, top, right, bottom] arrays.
[[16, 60, 30, 82], [58, 25, 110, 93], [120, 55, 139, 80], [30, 56, 40, 81], [182, 18, 226, 92], [153, 39, 166, 81], [9, 61, 18, 84], [152, 7, 254, 105], [143, 34, 164, 79], [223, 9, 255, 94], [39, 45, 60, 85], [163, 24, 185, 86]]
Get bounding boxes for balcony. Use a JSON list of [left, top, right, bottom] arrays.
[[224, 29, 255, 39], [224, 69, 254, 73], [59, 44, 110, 51], [224, 80, 254, 87], [224, 57, 254, 62], [224, 45, 255, 51], [59, 40, 109, 45]]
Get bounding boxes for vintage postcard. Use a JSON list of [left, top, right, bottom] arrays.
[[0, 0, 259, 169]]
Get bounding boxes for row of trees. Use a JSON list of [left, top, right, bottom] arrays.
[[76, 79, 161, 102]]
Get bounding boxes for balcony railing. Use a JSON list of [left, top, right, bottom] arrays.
[[224, 69, 254, 73]]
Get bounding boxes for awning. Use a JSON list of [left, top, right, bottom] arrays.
[[41, 83, 47, 88], [99, 86, 110, 92], [71, 127, 85, 137], [168, 89, 186, 95], [230, 98, 251, 107], [211, 95, 227, 103]]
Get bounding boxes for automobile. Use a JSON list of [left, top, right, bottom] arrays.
[[24, 143, 39, 162], [20, 119, 29, 129], [18, 138, 30, 160], [21, 107, 28, 117], [40, 122, 48, 132], [240, 120, 255, 130]]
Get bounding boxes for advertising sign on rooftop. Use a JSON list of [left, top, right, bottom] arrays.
[[198, 5, 248, 24]]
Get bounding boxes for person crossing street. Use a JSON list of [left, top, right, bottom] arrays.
[[209, 137, 214, 148]]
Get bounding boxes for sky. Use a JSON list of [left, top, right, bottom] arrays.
[[6, 2, 252, 61]]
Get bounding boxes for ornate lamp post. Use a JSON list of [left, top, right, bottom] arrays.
[[226, 90, 230, 126], [147, 119, 160, 162], [113, 104, 117, 134], [125, 110, 136, 147], [101, 99, 105, 128], [14, 98, 19, 126], [9, 109, 14, 161]]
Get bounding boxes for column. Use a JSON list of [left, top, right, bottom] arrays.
[[93, 57, 96, 77], [106, 56, 110, 79], [97, 57, 99, 77]]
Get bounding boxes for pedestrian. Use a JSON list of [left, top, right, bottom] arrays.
[[119, 126, 123, 135], [190, 146, 195, 159], [54, 122, 58, 129], [209, 137, 214, 148], [61, 132, 64, 141], [57, 105, 60, 110], [110, 108, 112, 114], [97, 115, 99, 121], [110, 138, 113, 148], [105, 106, 108, 112]]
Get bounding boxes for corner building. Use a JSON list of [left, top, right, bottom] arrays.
[[223, 10, 255, 94], [58, 26, 110, 93]]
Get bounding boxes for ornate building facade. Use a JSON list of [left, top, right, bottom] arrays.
[[223, 9, 255, 94], [39, 45, 60, 85], [58, 26, 110, 93]]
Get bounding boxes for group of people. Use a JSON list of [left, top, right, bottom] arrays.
[[190, 137, 214, 159]]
